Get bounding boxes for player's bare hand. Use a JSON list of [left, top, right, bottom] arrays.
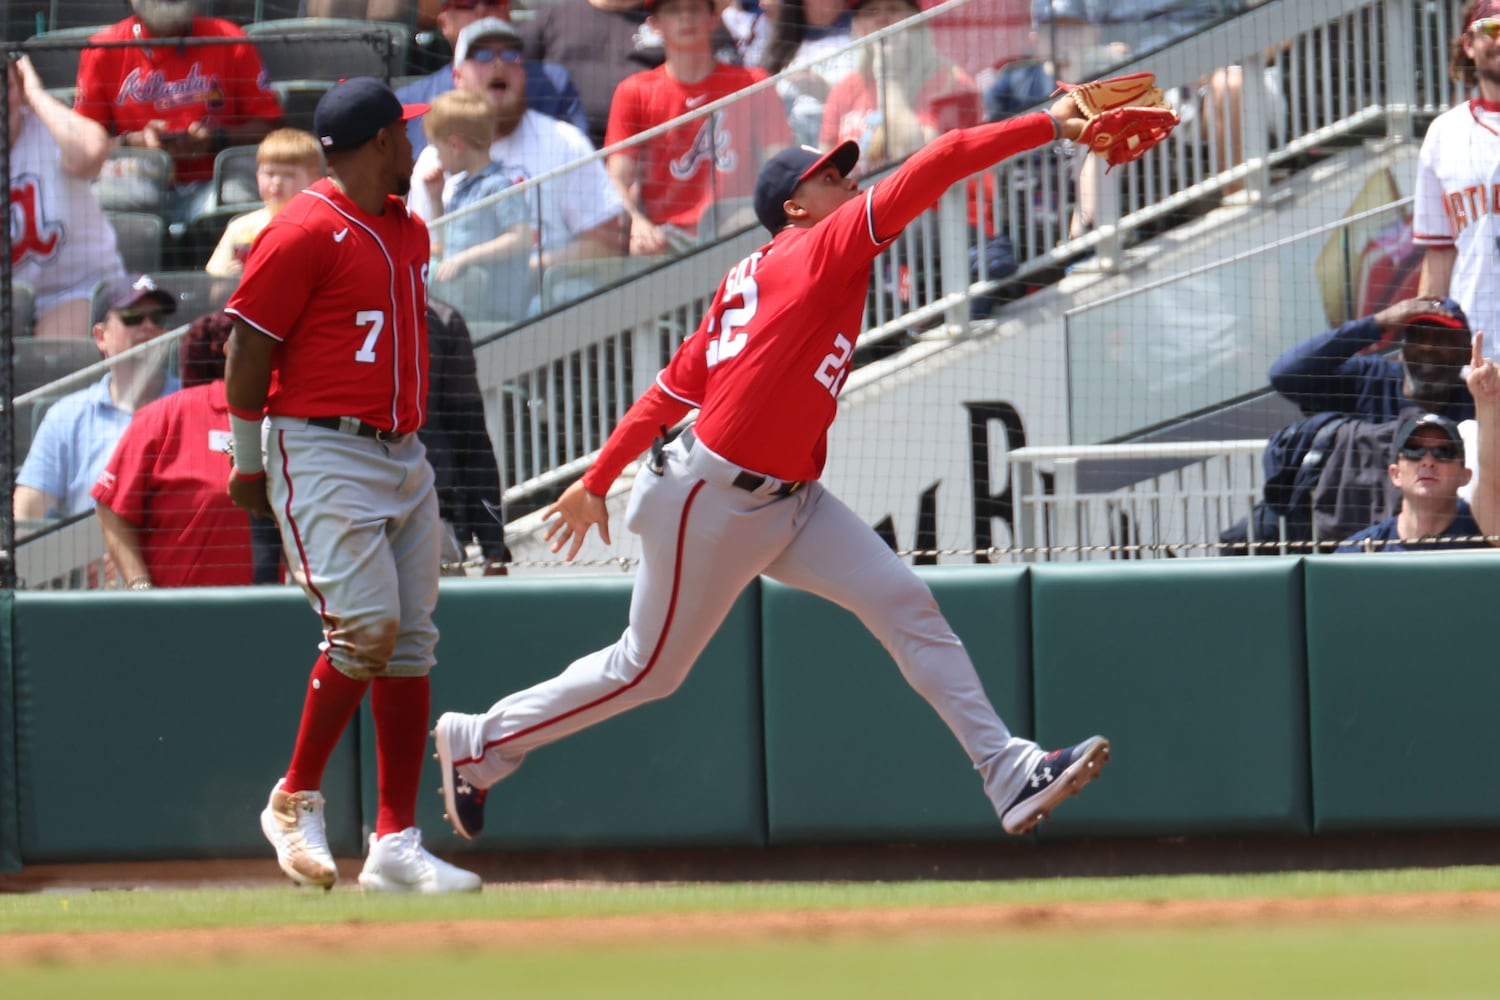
[[227, 469, 273, 519], [542, 481, 610, 561], [1466, 331, 1500, 406], [1375, 296, 1457, 332]]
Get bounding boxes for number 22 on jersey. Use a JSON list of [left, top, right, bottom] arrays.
[[702, 251, 855, 400]]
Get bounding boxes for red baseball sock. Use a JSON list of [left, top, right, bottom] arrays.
[[282, 653, 369, 794], [369, 675, 430, 838]]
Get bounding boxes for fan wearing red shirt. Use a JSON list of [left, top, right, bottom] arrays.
[[605, 0, 791, 255], [432, 91, 1112, 846], [74, 0, 283, 187], [818, 0, 982, 174], [224, 78, 479, 895], [92, 313, 255, 589]]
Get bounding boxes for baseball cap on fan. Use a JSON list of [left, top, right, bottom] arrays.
[[314, 77, 429, 154], [752, 141, 860, 235], [1391, 412, 1466, 463], [1404, 297, 1471, 337], [454, 17, 521, 65], [95, 273, 177, 324]]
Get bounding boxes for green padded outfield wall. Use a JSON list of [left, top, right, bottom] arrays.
[[12, 589, 361, 862], [1305, 553, 1500, 832], [1029, 559, 1312, 839], [760, 567, 1033, 843], [361, 577, 767, 853], [1, 591, 17, 873]]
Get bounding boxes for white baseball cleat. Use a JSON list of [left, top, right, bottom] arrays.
[[260, 780, 338, 890], [357, 827, 482, 894], [1000, 736, 1111, 836]]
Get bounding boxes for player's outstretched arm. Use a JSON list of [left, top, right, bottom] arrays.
[[542, 480, 611, 561]]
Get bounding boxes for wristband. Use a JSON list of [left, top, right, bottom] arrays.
[[230, 413, 265, 475]]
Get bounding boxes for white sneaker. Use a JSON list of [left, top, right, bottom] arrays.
[[260, 780, 337, 889], [357, 827, 482, 893]]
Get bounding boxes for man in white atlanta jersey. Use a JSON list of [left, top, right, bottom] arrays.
[[225, 77, 479, 895], [431, 89, 1113, 845], [1416, 0, 1500, 357]]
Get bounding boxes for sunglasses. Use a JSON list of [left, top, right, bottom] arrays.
[[116, 308, 172, 327], [444, 0, 508, 9], [1398, 444, 1462, 462], [1471, 17, 1500, 38], [466, 47, 523, 65]]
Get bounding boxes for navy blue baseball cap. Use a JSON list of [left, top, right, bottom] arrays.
[[753, 141, 860, 235], [314, 77, 429, 154], [1393, 412, 1465, 462]]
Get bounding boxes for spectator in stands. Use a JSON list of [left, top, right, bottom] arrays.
[[1416, 0, 1500, 361], [7, 54, 127, 341], [91, 312, 261, 588], [723, 0, 774, 66], [522, 0, 741, 149], [396, 0, 589, 155], [819, 0, 980, 174], [1465, 331, 1500, 537], [409, 19, 627, 298], [423, 90, 533, 324], [606, 0, 791, 255], [205, 128, 325, 278], [425, 298, 513, 575], [776, 0, 858, 145], [14, 274, 181, 525], [1335, 413, 1486, 553], [74, 0, 284, 222], [1267, 297, 1476, 423]]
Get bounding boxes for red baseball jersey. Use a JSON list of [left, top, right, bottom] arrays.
[[605, 63, 791, 230], [819, 66, 982, 172], [74, 16, 283, 183], [226, 178, 431, 434], [582, 112, 1057, 490], [90, 381, 255, 587]]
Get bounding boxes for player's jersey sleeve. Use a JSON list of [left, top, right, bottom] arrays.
[[1413, 118, 1455, 247], [91, 402, 166, 524], [225, 216, 323, 340], [579, 384, 694, 495]]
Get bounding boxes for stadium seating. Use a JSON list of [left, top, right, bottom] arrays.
[[20, 24, 106, 90], [8, 282, 37, 340], [95, 147, 173, 216], [213, 145, 261, 209], [270, 79, 334, 134], [152, 269, 240, 326], [104, 211, 165, 275], [245, 18, 411, 83], [39, 1, 117, 32]]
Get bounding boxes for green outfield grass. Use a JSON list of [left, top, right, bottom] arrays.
[[5, 864, 1500, 932], [4, 867, 1498, 999]]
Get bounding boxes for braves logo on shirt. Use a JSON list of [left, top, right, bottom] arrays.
[[117, 63, 226, 111], [670, 111, 737, 181], [9, 174, 63, 266]]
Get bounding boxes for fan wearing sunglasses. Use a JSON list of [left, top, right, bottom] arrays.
[[1414, 0, 1500, 360], [1336, 413, 1490, 553], [14, 273, 182, 528], [394, 0, 589, 155]]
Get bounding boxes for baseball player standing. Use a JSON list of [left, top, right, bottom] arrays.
[[433, 89, 1111, 842], [1416, 0, 1500, 357], [225, 77, 479, 893]]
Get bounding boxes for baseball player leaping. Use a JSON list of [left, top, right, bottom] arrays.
[[434, 88, 1113, 841], [225, 78, 479, 893]]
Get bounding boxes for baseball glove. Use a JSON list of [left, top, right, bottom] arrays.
[[1056, 72, 1180, 169]]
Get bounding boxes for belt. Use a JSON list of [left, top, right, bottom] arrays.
[[305, 416, 408, 443], [679, 428, 805, 497]]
